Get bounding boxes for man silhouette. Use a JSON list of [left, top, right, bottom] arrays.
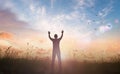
[[48, 30, 64, 73]]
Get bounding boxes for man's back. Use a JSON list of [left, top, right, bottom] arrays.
[[52, 39, 60, 50], [48, 30, 64, 73]]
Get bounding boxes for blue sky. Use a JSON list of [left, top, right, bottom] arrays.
[[0, 0, 120, 41]]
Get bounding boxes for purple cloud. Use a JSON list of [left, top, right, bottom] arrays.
[[0, 9, 29, 33]]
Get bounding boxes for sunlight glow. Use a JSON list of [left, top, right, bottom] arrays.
[[0, 39, 11, 46], [61, 52, 69, 61]]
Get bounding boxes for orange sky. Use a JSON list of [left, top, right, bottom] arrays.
[[0, 31, 120, 62]]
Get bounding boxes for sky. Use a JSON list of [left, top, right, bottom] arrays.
[[0, 0, 120, 60]]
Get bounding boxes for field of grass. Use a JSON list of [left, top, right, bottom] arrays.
[[0, 46, 120, 74], [0, 57, 49, 74], [1, 57, 120, 74], [63, 60, 120, 74]]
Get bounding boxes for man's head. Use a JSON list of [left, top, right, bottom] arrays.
[[54, 34, 58, 39]]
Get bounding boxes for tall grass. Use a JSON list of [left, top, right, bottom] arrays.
[[0, 46, 50, 74], [0, 46, 120, 74]]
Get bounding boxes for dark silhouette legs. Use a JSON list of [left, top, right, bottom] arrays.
[[57, 51, 62, 73], [51, 50, 62, 74], [51, 51, 55, 73]]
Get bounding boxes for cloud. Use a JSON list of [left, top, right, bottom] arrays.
[[0, 0, 14, 9], [0, 9, 29, 33], [0, 8, 42, 39], [27, 1, 94, 42], [114, 19, 119, 24], [0, 31, 16, 47], [29, 2, 46, 16], [98, 6, 113, 18], [0, 32, 14, 40], [30, 4, 35, 13], [97, 23, 112, 34], [51, 0, 54, 8], [0, 0, 114, 41], [30, 0, 46, 14], [98, 1, 113, 18], [75, 0, 95, 9], [1, 0, 89, 37]]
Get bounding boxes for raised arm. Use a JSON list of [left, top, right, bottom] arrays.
[[59, 30, 64, 40], [48, 31, 53, 41]]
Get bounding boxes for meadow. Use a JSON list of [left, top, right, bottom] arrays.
[[0, 46, 120, 74]]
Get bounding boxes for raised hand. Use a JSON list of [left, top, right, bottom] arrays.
[[48, 31, 50, 34], [61, 30, 64, 33]]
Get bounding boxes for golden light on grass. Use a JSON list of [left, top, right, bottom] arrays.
[[0, 39, 11, 46]]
